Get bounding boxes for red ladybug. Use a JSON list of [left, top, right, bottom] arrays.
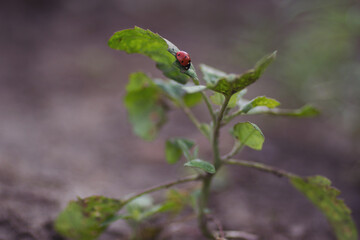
[[176, 51, 191, 70]]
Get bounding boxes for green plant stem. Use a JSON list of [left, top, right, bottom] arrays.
[[198, 174, 214, 239], [122, 175, 202, 206], [222, 110, 243, 125], [197, 94, 231, 240], [222, 159, 294, 178]]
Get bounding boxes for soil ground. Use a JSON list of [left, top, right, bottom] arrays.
[[1, 1, 359, 239]]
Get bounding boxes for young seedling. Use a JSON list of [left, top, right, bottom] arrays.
[[55, 27, 358, 240]]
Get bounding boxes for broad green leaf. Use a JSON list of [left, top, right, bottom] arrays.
[[124, 73, 167, 141], [177, 140, 194, 161], [210, 92, 239, 108], [184, 159, 216, 174], [123, 194, 185, 222], [109, 27, 197, 84], [155, 80, 203, 107], [182, 85, 207, 93], [155, 80, 184, 100], [200, 51, 276, 96], [238, 89, 248, 99], [125, 195, 154, 222], [183, 92, 203, 107], [55, 196, 123, 240], [172, 58, 199, 81], [240, 96, 280, 113], [101, 214, 131, 227], [209, 92, 225, 106], [165, 138, 194, 164], [165, 140, 182, 164], [290, 176, 358, 240], [249, 104, 319, 117], [200, 64, 228, 86], [231, 122, 265, 150]]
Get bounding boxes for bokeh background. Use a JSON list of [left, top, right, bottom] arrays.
[[1, 0, 359, 239]]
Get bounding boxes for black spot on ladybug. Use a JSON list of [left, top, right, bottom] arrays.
[[181, 61, 184, 63], [184, 56, 187, 58], [177, 54, 180, 56]]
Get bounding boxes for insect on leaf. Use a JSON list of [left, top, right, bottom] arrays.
[[109, 27, 198, 83]]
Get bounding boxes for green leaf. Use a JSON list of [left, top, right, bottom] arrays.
[[124, 73, 167, 141], [182, 85, 207, 93], [124, 194, 185, 222], [183, 92, 203, 107], [200, 51, 276, 96], [210, 92, 239, 108], [240, 96, 280, 113], [101, 214, 131, 227], [55, 196, 123, 240], [165, 138, 195, 164], [238, 89, 248, 99], [184, 159, 216, 174], [290, 176, 358, 240], [155, 80, 203, 107], [249, 104, 319, 117], [172, 57, 199, 80], [155, 79, 184, 100], [109, 27, 197, 84], [125, 195, 154, 222], [231, 122, 265, 150], [210, 92, 224, 106]]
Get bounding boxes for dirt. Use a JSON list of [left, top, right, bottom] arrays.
[[1, 1, 359, 240]]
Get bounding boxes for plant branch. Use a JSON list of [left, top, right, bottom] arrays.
[[123, 175, 202, 206], [197, 94, 232, 240], [222, 109, 243, 125], [222, 159, 294, 178], [198, 175, 215, 239]]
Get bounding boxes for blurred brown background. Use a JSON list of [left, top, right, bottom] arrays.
[[0, 0, 359, 239]]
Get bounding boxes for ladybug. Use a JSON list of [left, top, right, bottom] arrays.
[[176, 51, 191, 70]]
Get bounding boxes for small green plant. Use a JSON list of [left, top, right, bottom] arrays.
[[55, 27, 358, 240]]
